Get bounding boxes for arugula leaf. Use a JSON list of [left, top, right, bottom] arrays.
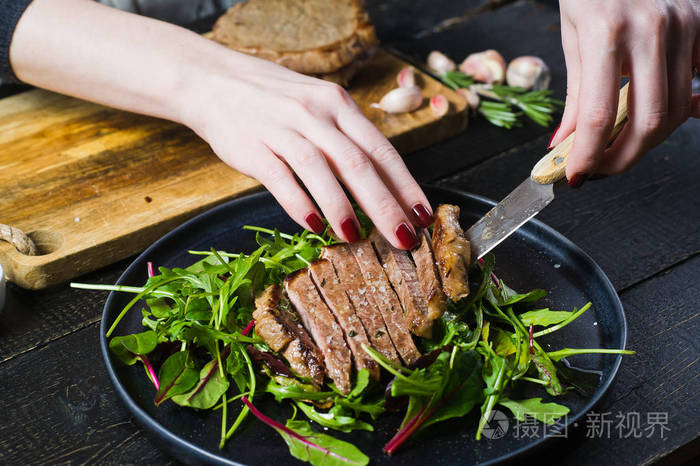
[[499, 397, 570, 425], [498, 288, 546, 307], [295, 401, 374, 433], [154, 351, 199, 406], [519, 308, 572, 327], [172, 357, 230, 409], [108, 330, 158, 365], [265, 378, 335, 402]]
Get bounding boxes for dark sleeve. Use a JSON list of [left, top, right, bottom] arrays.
[[1, 0, 34, 83]]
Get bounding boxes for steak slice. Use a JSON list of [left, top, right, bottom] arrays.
[[433, 204, 471, 302], [349, 239, 421, 365], [320, 245, 400, 365], [411, 229, 448, 322], [309, 259, 379, 380], [253, 284, 325, 386], [284, 269, 352, 394], [369, 229, 433, 338]]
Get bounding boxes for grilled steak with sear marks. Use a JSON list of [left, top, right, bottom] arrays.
[[309, 259, 379, 380], [349, 239, 421, 365], [253, 284, 325, 386], [411, 228, 448, 322], [433, 204, 471, 302], [321, 244, 400, 365], [284, 269, 353, 394], [369, 229, 433, 338]]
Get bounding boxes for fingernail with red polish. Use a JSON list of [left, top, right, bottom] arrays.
[[568, 173, 589, 189], [411, 203, 434, 228], [547, 123, 561, 150], [395, 222, 418, 249], [340, 217, 361, 243], [305, 213, 325, 234]]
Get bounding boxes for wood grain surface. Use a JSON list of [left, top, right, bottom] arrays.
[[0, 49, 466, 290]]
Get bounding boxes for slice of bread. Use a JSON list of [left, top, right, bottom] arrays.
[[212, 0, 378, 75]]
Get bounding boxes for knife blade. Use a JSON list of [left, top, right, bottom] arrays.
[[465, 83, 630, 259]]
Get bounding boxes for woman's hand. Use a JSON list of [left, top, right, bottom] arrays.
[[10, 0, 431, 249], [180, 53, 432, 249], [550, 0, 700, 187]]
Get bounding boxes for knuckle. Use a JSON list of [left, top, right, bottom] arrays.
[[370, 142, 399, 164], [292, 146, 322, 169], [373, 196, 400, 220], [324, 83, 353, 106], [636, 11, 667, 35], [263, 164, 289, 186], [642, 109, 666, 136], [340, 148, 373, 172], [581, 105, 616, 131]]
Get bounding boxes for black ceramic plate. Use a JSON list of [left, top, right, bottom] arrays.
[[101, 186, 627, 465]]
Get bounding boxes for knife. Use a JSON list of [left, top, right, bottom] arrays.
[[465, 83, 630, 259]]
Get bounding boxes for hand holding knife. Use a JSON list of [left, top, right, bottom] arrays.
[[466, 83, 630, 259]]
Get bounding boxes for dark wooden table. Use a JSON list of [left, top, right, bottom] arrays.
[[1, 1, 698, 464]]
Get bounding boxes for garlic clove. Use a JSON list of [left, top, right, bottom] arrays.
[[506, 56, 551, 90], [372, 86, 423, 113], [397, 66, 416, 88], [459, 49, 506, 84], [430, 94, 449, 117], [427, 50, 456, 75], [456, 88, 480, 112]]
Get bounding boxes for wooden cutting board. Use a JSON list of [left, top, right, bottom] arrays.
[[0, 49, 467, 289]]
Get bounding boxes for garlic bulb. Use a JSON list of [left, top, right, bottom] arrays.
[[371, 87, 423, 113], [506, 56, 551, 90], [430, 94, 449, 117], [459, 49, 506, 84], [396, 66, 416, 88], [427, 50, 456, 75], [456, 88, 480, 112]]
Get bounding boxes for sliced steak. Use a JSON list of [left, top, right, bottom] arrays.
[[284, 269, 352, 394], [320, 245, 400, 366], [253, 284, 325, 386], [369, 229, 433, 338], [349, 239, 421, 365], [411, 229, 448, 322], [309, 259, 379, 380], [433, 204, 471, 302]]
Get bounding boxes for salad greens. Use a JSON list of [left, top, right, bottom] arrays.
[[72, 218, 633, 465]]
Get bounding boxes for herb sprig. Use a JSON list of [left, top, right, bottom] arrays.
[[440, 70, 564, 129]]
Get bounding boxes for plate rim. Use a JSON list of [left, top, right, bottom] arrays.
[[100, 185, 627, 465]]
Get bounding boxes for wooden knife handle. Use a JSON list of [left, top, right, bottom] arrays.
[[531, 82, 630, 184]]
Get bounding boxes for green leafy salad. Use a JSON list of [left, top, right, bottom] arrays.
[[72, 217, 633, 466]]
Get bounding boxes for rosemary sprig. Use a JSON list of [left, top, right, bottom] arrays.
[[441, 70, 475, 90], [439, 70, 564, 129]]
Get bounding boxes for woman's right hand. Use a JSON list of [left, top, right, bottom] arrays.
[[179, 49, 433, 249]]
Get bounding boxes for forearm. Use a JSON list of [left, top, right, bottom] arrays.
[[9, 0, 231, 125]]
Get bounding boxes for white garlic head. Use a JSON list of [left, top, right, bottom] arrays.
[[459, 49, 506, 84], [427, 50, 456, 75], [506, 56, 551, 90]]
